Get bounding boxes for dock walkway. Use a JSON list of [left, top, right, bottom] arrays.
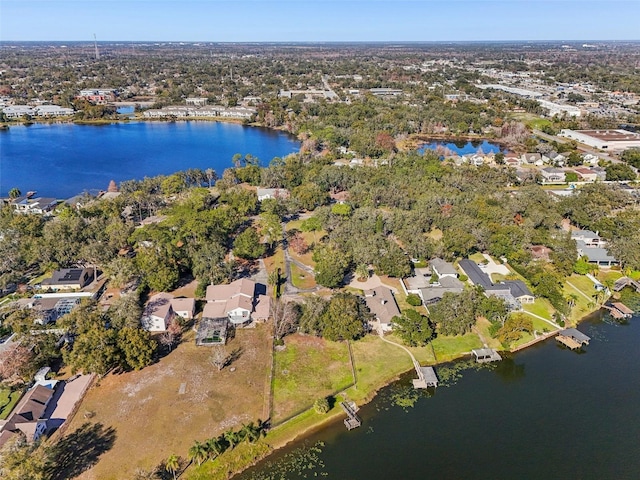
[[340, 401, 361, 430]]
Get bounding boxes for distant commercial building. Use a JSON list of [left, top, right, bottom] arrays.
[[537, 100, 582, 117], [559, 129, 640, 151], [77, 88, 117, 104], [369, 88, 403, 97], [2, 105, 35, 118]]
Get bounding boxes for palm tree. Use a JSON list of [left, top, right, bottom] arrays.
[[223, 429, 239, 449], [188, 441, 208, 466], [567, 294, 579, 309], [205, 437, 224, 460], [241, 421, 264, 444], [8, 187, 21, 199], [165, 454, 180, 480]]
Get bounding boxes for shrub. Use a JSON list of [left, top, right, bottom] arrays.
[[314, 397, 330, 414], [406, 294, 422, 307], [459, 274, 469, 282]]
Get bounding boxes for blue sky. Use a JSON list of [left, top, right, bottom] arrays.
[[1, 1, 639, 42]]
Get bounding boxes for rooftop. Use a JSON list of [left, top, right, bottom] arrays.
[[574, 129, 640, 142]]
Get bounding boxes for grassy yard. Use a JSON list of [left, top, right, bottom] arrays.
[[0, 388, 23, 420], [563, 274, 598, 325], [597, 269, 624, 285], [469, 252, 486, 264], [523, 298, 555, 320], [63, 326, 272, 480], [474, 317, 502, 350], [272, 335, 353, 424], [431, 332, 483, 362], [347, 335, 419, 402], [509, 316, 560, 350], [290, 264, 316, 290]]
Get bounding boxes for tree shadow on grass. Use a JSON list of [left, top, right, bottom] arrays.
[[49, 422, 117, 480]]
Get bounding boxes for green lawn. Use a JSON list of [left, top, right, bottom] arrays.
[[523, 298, 555, 320], [0, 388, 24, 420], [597, 269, 624, 285], [290, 264, 316, 289], [431, 332, 483, 362], [563, 274, 598, 325], [469, 252, 486, 264], [272, 335, 353, 423], [509, 316, 560, 349]]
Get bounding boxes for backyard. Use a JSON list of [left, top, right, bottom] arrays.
[[0, 387, 23, 420]]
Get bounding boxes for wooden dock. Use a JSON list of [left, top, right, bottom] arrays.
[[602, 302, 634, 319], [556, 328, 590, 350], [472, 348, 502, 363], [614, 277, 640, 293], [340, 401, 361, 430]]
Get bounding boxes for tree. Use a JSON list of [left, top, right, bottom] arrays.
[[223, 429, 240, 449], [313, 243, 351, 288], [430, 288, 479, 336], [205, 168, 218, 187], [497, 314, 533, 345], [621, 148, 640, 169], [108, 292, 143, 330], [117, 327, 156, 370], [271, 298, 301, 340], [292, 183, 329, 211], [321, 292, 367, 341], [0, 436, 51, 480], [566, 151, 583, 167], [355, 263, 370, 282], [259, 212, 283, 250], [233, 227, 266, 260], [288, 232, 309, 255], [494, 152, 505, 165], [63, 326, 121, 375], [188, 441, 208, 466], [210, 345, 229, 371], [8, 188, 21, 200], [165, 454, 180, 480], [299, 296, 329, 336], [392, 309, 433, 347], [204, 437, 224, 460], [190, 242, 233, 290], [605, 163, 637, 181], [0, 343, 35, 383]]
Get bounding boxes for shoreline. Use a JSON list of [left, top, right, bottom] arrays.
[[209, 298, 622, 480]]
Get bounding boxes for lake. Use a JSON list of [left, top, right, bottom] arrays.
[[419, 139, 506, 156], [240, 296, 640, 480], [0, 121, 300, 198]]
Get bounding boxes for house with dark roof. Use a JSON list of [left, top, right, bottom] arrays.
[[0, 385, 55, 448], [458, 259, 492, 288], [364, 286, 400, 332], [41, 268, 93, 291], [11, 196, 59, 214]]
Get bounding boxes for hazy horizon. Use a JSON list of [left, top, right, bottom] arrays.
[[2, 1, 639, 43]]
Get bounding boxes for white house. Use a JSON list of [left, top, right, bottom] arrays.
[[429, 258, 458, 279], [257, 188, 290, 201], [141, 293, 175, 331]]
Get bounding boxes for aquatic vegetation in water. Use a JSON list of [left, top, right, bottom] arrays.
[[436, 359, 495, 387], [242, 442, 327, 479]]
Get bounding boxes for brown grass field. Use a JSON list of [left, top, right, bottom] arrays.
[[64, 325, 272, 479]]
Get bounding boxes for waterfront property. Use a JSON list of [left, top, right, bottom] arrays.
[[11, 195, 59, 214], [364, 286, 400, 333], [204, 278, 270, 327]]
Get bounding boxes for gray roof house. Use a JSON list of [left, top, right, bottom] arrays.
[[576, 240, 618, 266], [540, 168, 566, 184], [571, 229, 605, 248], [418, 276, 464, 305], [429, 258, 458, 278], [364, 287, 400, 332]]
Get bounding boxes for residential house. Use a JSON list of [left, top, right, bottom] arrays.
[[540, 167, 566, 184], [521, 153, 544, 166], [205, 278, 258, 326], [41, 268, 93, 291], [429, 258, 458, 279], [570, 230, 606, 248], [170, 297, 196, 320], [547, 151, 567, 166], [2, 105, 35, 118], [575, 240, 618, 266], [458, 259, 492, 288], [364, 286, 400, 333], [11, 196, 59, 214], [418, 276, 464, 305], [256, 188, 290, 201], [0, 385, 55, 448], [504, 153, 521, 167], [501, 280, 535, 304], [17, 296, 81, 325], [582, 153, 600, 165], [573, 167, 599, 182], [141, 293, 175, 331]]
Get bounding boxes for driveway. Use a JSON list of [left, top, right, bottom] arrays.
[[479, 254, 510, 276]]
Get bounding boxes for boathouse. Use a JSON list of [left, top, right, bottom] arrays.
[[556, 328, 591, 350], [472, 348, 502, 363]]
